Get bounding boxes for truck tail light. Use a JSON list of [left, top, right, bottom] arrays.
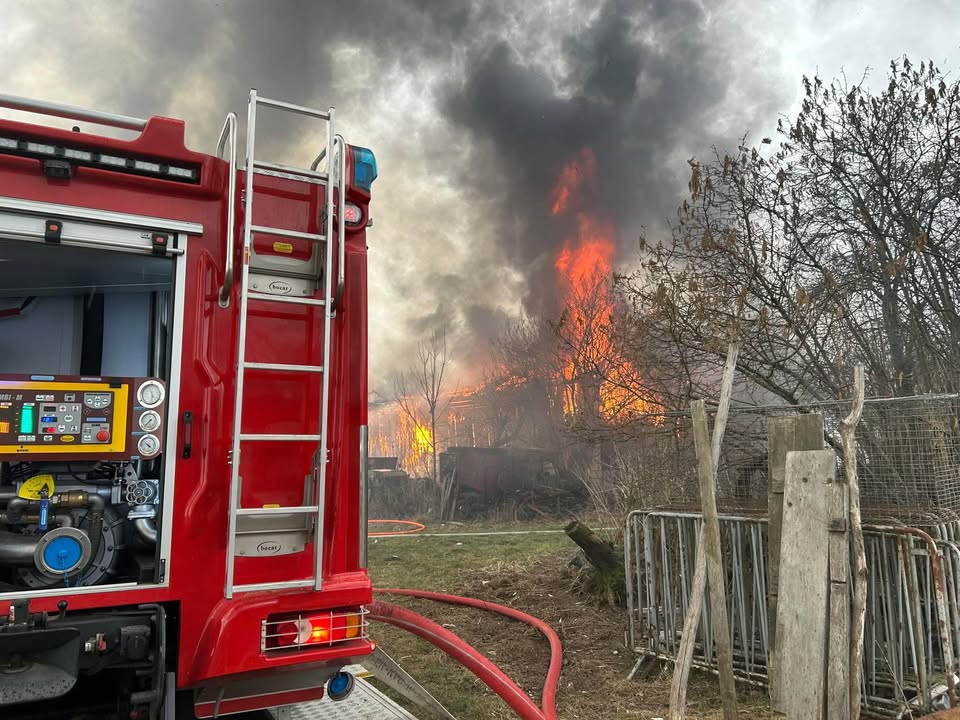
[[262, 608, 367, 652], [342, 202, 363, 227]]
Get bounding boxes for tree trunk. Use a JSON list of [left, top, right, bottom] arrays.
[[430, 409, 438, 483], [564, 520, 622, 572]]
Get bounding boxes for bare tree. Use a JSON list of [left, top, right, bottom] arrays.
[[393, 328, 455, 482], [623, 56, 960, 402]]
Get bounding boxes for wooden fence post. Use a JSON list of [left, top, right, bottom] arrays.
[[668, 343, 739, 720], [775, 448, 835, 719], [827, 474, 851, 719], [841, 365, 866, 720], [691, 399, 738, 719], [767, 412, 823, 705]]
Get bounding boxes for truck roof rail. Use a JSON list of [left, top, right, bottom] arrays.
[[0, 93, 147, 132]]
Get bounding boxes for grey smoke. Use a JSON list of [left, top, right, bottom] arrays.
[[5, 0, 949, 392], [442, 0, 733, 318]]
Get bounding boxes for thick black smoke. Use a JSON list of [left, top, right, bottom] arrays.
[[4, 0, 753, 387], [442, 0, 732, 318]]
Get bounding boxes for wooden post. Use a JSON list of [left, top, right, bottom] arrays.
[[766, 415, 793, 708], [668, 343, 739, 720], [767, 412, 823, 705], [827, 474, 851, 719], [691, 399, 738, 719], [776, 449, 835, 719], [841, 365, 866, 720]]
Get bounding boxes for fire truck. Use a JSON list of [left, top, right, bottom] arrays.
[[0, 88, 377, 719]]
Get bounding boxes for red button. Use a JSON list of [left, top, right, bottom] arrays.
[[96, 430, 109, 442]]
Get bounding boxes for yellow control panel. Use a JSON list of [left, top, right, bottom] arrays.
[[0, 375, 166, 461]]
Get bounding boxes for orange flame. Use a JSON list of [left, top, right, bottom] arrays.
[[551, 149, 659, 423], [369, 403, 435, 474]]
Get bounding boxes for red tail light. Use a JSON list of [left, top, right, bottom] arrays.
[[263, 609, 365, 651]]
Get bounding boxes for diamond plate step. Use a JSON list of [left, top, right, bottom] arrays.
[[268, 667, 419, 720]]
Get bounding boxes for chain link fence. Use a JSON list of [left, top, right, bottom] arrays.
[[621, 394, 960, 523]]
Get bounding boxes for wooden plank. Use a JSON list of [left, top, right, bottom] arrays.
[[827, 478, 850, 719], [795, 413, 826, 449], [668, 551, 706, 720], [767, 412, 823, 705], [691, 399, 738, 720], [766, 415, 795, 707], [669, 343, 739, 720], [775, 448, 834, 719]]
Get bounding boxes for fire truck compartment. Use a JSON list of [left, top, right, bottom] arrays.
[[0, 601, 166, 715], [0, 225, 182, 597]]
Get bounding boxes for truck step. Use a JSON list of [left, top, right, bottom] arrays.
[[243, 362, 324, 373], [236, 506, 319, 516], [232, 579, 317, 593], [250, 224, 325, 243], [256, 95, 331, 120], [269, 674, 420, 719], [239, 433, 323, 442], [247, 291, 326, 306], [252, 159, 328, 181]]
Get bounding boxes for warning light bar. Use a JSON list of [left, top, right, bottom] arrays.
[[0, 135, 200, 183]]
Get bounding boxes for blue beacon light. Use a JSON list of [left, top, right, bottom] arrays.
[[350, 146, 377, 192]]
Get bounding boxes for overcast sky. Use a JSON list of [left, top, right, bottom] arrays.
[[1, 0, 957, 395]]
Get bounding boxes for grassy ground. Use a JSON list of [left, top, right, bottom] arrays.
[[366, 524, 775, 719]]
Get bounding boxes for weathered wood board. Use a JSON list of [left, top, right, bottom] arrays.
[[774, 448, 834, 718]]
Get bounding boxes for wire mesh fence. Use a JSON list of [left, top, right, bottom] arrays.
[[621, 394, 960, 523]]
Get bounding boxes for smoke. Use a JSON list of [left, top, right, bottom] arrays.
[[0, 0, 793, 391], [442, 0, 733, 319]]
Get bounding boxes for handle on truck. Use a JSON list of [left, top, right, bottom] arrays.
[[216, 113, 238, 308], [333, 135, 347, 313], [0, 93, 148, 132]]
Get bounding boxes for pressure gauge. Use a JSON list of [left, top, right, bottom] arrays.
[[139, 410, 161, 433], [137, 380, 165, 409], [138, 434, 160, 458]]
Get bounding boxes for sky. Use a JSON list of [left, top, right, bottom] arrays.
[[0, 0, 957, 397]]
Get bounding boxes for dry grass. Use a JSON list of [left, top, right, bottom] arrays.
[[366, 527, 774, 719]]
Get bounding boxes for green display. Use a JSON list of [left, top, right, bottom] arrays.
[[19, 403, 34, 434]]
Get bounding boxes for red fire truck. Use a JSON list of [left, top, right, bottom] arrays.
[[0, 88, 377, 718]]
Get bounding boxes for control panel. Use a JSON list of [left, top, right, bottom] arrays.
[[0, 375, 167, 461]]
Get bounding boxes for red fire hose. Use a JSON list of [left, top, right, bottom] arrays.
[[371, 588, 562, 720], [367, 519, 426, 537]]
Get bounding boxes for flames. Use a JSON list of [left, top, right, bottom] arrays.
[[400, 412, 433, 469], [550, 148, 659, 423], [370, 149, 660, 469], [369, 405, 434, 475], [413, 421, 433, 455]]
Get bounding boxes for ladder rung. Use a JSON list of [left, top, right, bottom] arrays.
[[252, 159, 328, 181], [243, 362, 324, 373], [239, 433, 322, 442], [255, 96, 331, 120], [250, 225, 325, 243], [233, 579, 316, 593], [247, 292, 326, 306], [236, 506, 319, 516]]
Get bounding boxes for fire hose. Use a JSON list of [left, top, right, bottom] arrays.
[[371, 588, 562, 720], [368, 519, 426, 537]]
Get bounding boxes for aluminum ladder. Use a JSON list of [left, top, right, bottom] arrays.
[[224, 89, 343, 598]]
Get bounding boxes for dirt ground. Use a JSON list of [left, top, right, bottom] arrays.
[[366, 523, 775, 719]]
